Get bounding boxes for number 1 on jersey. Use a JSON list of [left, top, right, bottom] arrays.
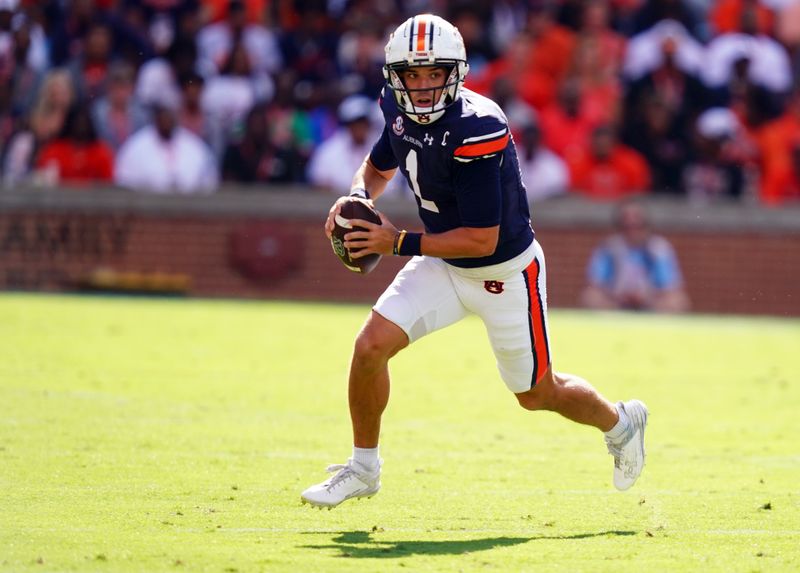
[[405, 149, 439, 213]]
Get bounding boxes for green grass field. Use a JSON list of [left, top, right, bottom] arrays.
[[1, 293, 798, 572]]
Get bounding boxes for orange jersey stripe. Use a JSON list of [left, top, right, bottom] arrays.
[[416, 20, 427, 51], [453, 133, 510, 158], [524, 257, 550, 385]]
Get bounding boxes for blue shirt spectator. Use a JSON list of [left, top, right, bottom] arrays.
[[582, 201, 690, 312]]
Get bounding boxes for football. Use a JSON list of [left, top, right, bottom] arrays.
[[330, 198, 382, 274]]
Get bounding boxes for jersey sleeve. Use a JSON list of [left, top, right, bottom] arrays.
[[452, 152, 502, 228], [368, 125, 399, 171], [452, 125, 510, 163]]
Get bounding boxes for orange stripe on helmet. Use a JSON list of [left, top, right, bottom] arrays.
[[416, 19, 427, 51], [453, 133, 510, 158]]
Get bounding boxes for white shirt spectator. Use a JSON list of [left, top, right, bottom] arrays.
[[307, 95, 408, 199], [622, 20, 705, 81], [135, 58, 181, 108], [114, 125, 218, 194], [307, 129, 375, 193], [520, 147, 570, 202], [201, 74, 273, 156], [702, 33, 793, 93], [197, 21, 282, 77]]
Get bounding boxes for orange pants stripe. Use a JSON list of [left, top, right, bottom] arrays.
[[523, 257, 551, 386]]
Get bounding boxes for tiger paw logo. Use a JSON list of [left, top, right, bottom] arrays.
[[484, 280, 504, 294]]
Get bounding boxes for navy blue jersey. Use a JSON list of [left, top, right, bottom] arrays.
[[370, 87, 534, 268]]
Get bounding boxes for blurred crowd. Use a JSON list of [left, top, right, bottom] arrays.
[[1, 0, 799, 205]]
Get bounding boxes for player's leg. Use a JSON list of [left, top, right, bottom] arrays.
[[515, 367, 616, 428], [302, 256, 469, 508], [461, 240, 648, 490], [348, 310, 408, 449]]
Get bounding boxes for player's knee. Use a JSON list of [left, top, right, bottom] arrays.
[[514, 369, 556, 411], [515, 387, 549, 411], [353, 329, 389, 365], [353, 323, 405, 366]]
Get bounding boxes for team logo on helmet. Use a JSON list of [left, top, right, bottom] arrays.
[[392, 115, 404, 135]]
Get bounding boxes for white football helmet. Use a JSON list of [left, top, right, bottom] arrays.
[[383, 14, 469, 124]]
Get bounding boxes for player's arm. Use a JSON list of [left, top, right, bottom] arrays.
[[346, 152, 503, 259], [325, 127, 398, 239], [351, 157, 396, 202]]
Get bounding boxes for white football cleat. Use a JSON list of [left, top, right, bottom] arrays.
[[301, 458, 381, 509], [606, 400, 648, 491]]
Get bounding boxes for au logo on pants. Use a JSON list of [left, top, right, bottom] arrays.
[[484, 280, 504, 294]]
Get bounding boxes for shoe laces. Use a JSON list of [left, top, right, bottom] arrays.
[[323, 461, 361, 491]]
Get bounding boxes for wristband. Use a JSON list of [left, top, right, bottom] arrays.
[[398, 232, 422, 257], [349, 187, 370, 200]]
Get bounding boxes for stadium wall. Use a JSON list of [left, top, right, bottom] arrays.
[[0, 187, 798, 316]]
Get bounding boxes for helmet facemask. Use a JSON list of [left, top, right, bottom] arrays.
[[385, 63, 463, 124]]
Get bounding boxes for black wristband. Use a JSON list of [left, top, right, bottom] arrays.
[[398, 232, 422, 256], [349, 187, 370, 200]]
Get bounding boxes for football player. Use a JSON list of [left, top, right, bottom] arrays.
[[302, 14, 649, 508]]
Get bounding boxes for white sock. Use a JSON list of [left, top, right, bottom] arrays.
[[352, 446, 380, 472], [604, 403, 630, 442]]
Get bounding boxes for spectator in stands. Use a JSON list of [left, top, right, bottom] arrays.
[[3, 11, 49, 118], [91, 61, 148, 151], [622, 93, 691, 194], [582, 200, 690, 312], [761, 136, 800, 204], [279, 4, 339, 85], [451, 6, 498, 77], [710, 0, 775, 36], [2, 68, 75, 185], [623, 31, 709, 136], [221, 103, 304, 185], [526, 4, 576, 87], [307, 94, 399, 196], [702, 5, 793, 114], [178, 71, 207, 141], [517, 115, 570, 202], [567, 123, 651, 199], [196, 0, 281, 78], [201, 41, 271, 157], [569, 0, 626, 126], [44, 0, 99, 66], [622, 19, 705, 84], [489, 75, 538, 140], [758, 88, 800, 200], [683, 107, 747, 200], [539, 78, 597, 163], [468, 30, 557, 111], [66, 19, 115, 101], [34, 102, 114, 185], [135, 37, 196, 111], [629, 0, 704, 39], [336, 20, 391, 99], [114, 92, 218, 194]]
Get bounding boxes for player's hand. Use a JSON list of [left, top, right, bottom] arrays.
[[344, 211, 398, 258], [324, 196, 375, 239]]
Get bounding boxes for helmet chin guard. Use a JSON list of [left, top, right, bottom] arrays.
[[383, 14, 469, 124]]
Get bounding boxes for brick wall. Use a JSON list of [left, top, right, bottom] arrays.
[[0, 188, 798, 316]]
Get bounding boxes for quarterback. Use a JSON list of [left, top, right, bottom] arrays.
[[301, 14, 649, 508]]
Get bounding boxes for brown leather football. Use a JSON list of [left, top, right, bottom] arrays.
[[330, 198, 382, 274]]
